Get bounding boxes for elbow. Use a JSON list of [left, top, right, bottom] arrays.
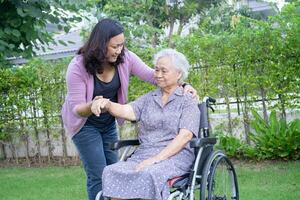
[[183, 132, 193, 142], [74, 105, 90, 118], [179, 131, 194, 145]]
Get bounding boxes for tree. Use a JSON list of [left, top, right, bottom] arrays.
[[101, 0, 222, 48], [0, 0, 91, 65]]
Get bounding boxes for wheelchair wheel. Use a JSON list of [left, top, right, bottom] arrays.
[[200, 150, 239, 200]]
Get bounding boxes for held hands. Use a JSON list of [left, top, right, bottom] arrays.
[[91, 96, 111, 117]]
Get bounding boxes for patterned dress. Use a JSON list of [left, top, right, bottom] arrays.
[[102, 87, 200, 200]]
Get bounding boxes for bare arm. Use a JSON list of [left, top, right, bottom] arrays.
[[91, 98, 136, 121], [75, 96, 102, 117], [135, 128, 193, 171]]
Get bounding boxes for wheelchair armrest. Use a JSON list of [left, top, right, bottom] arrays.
[[190, 137, 217, 148], [110, 139, 140, 150]]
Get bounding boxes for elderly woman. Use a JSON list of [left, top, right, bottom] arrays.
[[91, 49, 200, 200]]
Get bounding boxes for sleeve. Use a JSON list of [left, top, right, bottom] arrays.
[[129, 92, 150, 122], [128, 51, 156, 85], [65, 59, 87, 117], [179, 95, 200, 137]]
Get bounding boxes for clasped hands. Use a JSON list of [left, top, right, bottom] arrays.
[[91, 96, 111, 117]]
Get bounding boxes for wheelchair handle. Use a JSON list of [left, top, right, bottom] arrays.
[[203, 97, 216, 105], [208, 97, 216, 104], [202, 97, 216, 113]]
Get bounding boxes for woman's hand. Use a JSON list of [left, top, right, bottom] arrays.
[[135, 157, 158, 172], [91, 97, 111, 117], [183, 84, 199, 100]]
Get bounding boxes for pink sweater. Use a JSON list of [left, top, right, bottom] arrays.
[[61, 49, 155, 137]]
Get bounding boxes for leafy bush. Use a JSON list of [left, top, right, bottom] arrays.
[[215, 131, 256, 159], [250, 110, 300, 160], [216, 131, 243, 157]]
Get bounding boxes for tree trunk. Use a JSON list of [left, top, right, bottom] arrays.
[[9, 141, 18, 165], [168, 18, 175, 47], [42, 109, 53, 164], [18, 110, 31, 167], [151, 32, 158, 48], [177, 19, 184, 36], [278, 94, 287, 124], [60, 115, 68, 166], [45, 120, 53, 164], [242, 87, 250, 144], [233, 64, 241, 115], [260, 86, 268, 123], [24, 111, 31, 167], [31, 92, 42, 166], [225, 95, 233, 135], [0, 142, 6, 160], [24, 134, 31, 167], [204, 65, 209, 95]]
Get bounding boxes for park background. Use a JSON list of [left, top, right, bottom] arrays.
[[0, 0, 299, 199]]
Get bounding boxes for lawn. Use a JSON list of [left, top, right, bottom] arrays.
[[0, 161, 299, 200], [237, 161, 300, 200], [0, 166, 87, 200]]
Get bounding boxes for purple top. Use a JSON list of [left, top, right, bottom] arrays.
[[131, 87, 200, 148], [61, 49, 155, 137]]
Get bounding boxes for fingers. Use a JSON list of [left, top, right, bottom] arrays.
[[93, 95, 103, 100], [99, 98, 109, 109], [91, 97, 110, 117], [91, 100, 101, 117], [183, 85, 199, 100]]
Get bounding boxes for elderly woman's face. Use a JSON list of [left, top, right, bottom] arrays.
[[154, 56, 182, 89]]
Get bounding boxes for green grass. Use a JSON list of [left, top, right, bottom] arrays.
[[236, 161, 300, 200], [0, 166, 87, 200], [0, 161, 299, 200]]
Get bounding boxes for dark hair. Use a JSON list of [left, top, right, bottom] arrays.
[[78, 18, 125, 75]]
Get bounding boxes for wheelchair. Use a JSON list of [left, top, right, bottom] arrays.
[[96, 97, 239, 200]]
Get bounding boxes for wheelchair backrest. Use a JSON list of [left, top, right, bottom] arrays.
[[198, 97, 216, 138], [198, 102, 209, 131], [194, 98, 216, 175]]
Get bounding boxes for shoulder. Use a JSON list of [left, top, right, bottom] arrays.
[[133, 89, 157, 104], [67, 55, 87, 73], [139, 89, 156, 100], [174, 87, 198, 106], [123, 49, 141, 62], [182, 92, 199, 106]]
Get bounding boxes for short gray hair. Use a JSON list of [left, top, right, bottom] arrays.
[[153, 48, 190, 84]]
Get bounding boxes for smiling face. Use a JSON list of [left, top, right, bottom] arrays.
[[154, 56, 182, 89], [106, 33, 125, 63]]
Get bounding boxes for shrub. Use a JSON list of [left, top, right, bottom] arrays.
[[250, 110, 300, 160], [215, 131, 255, 159]]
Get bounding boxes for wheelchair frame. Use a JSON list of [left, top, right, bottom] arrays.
[[96, 97, 239, 200]]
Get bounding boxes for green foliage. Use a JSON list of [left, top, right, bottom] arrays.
[[216, 131, 243, 157], [250, 110, 300, 160], [0, 58, 69, 144], [174, 1, 300, 115], [0, 0, 91, 63], [215, 131, 256, 159], [128, 46, 156, 101], [128, 76, 156, 102], [101, 0, 222, 47]]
